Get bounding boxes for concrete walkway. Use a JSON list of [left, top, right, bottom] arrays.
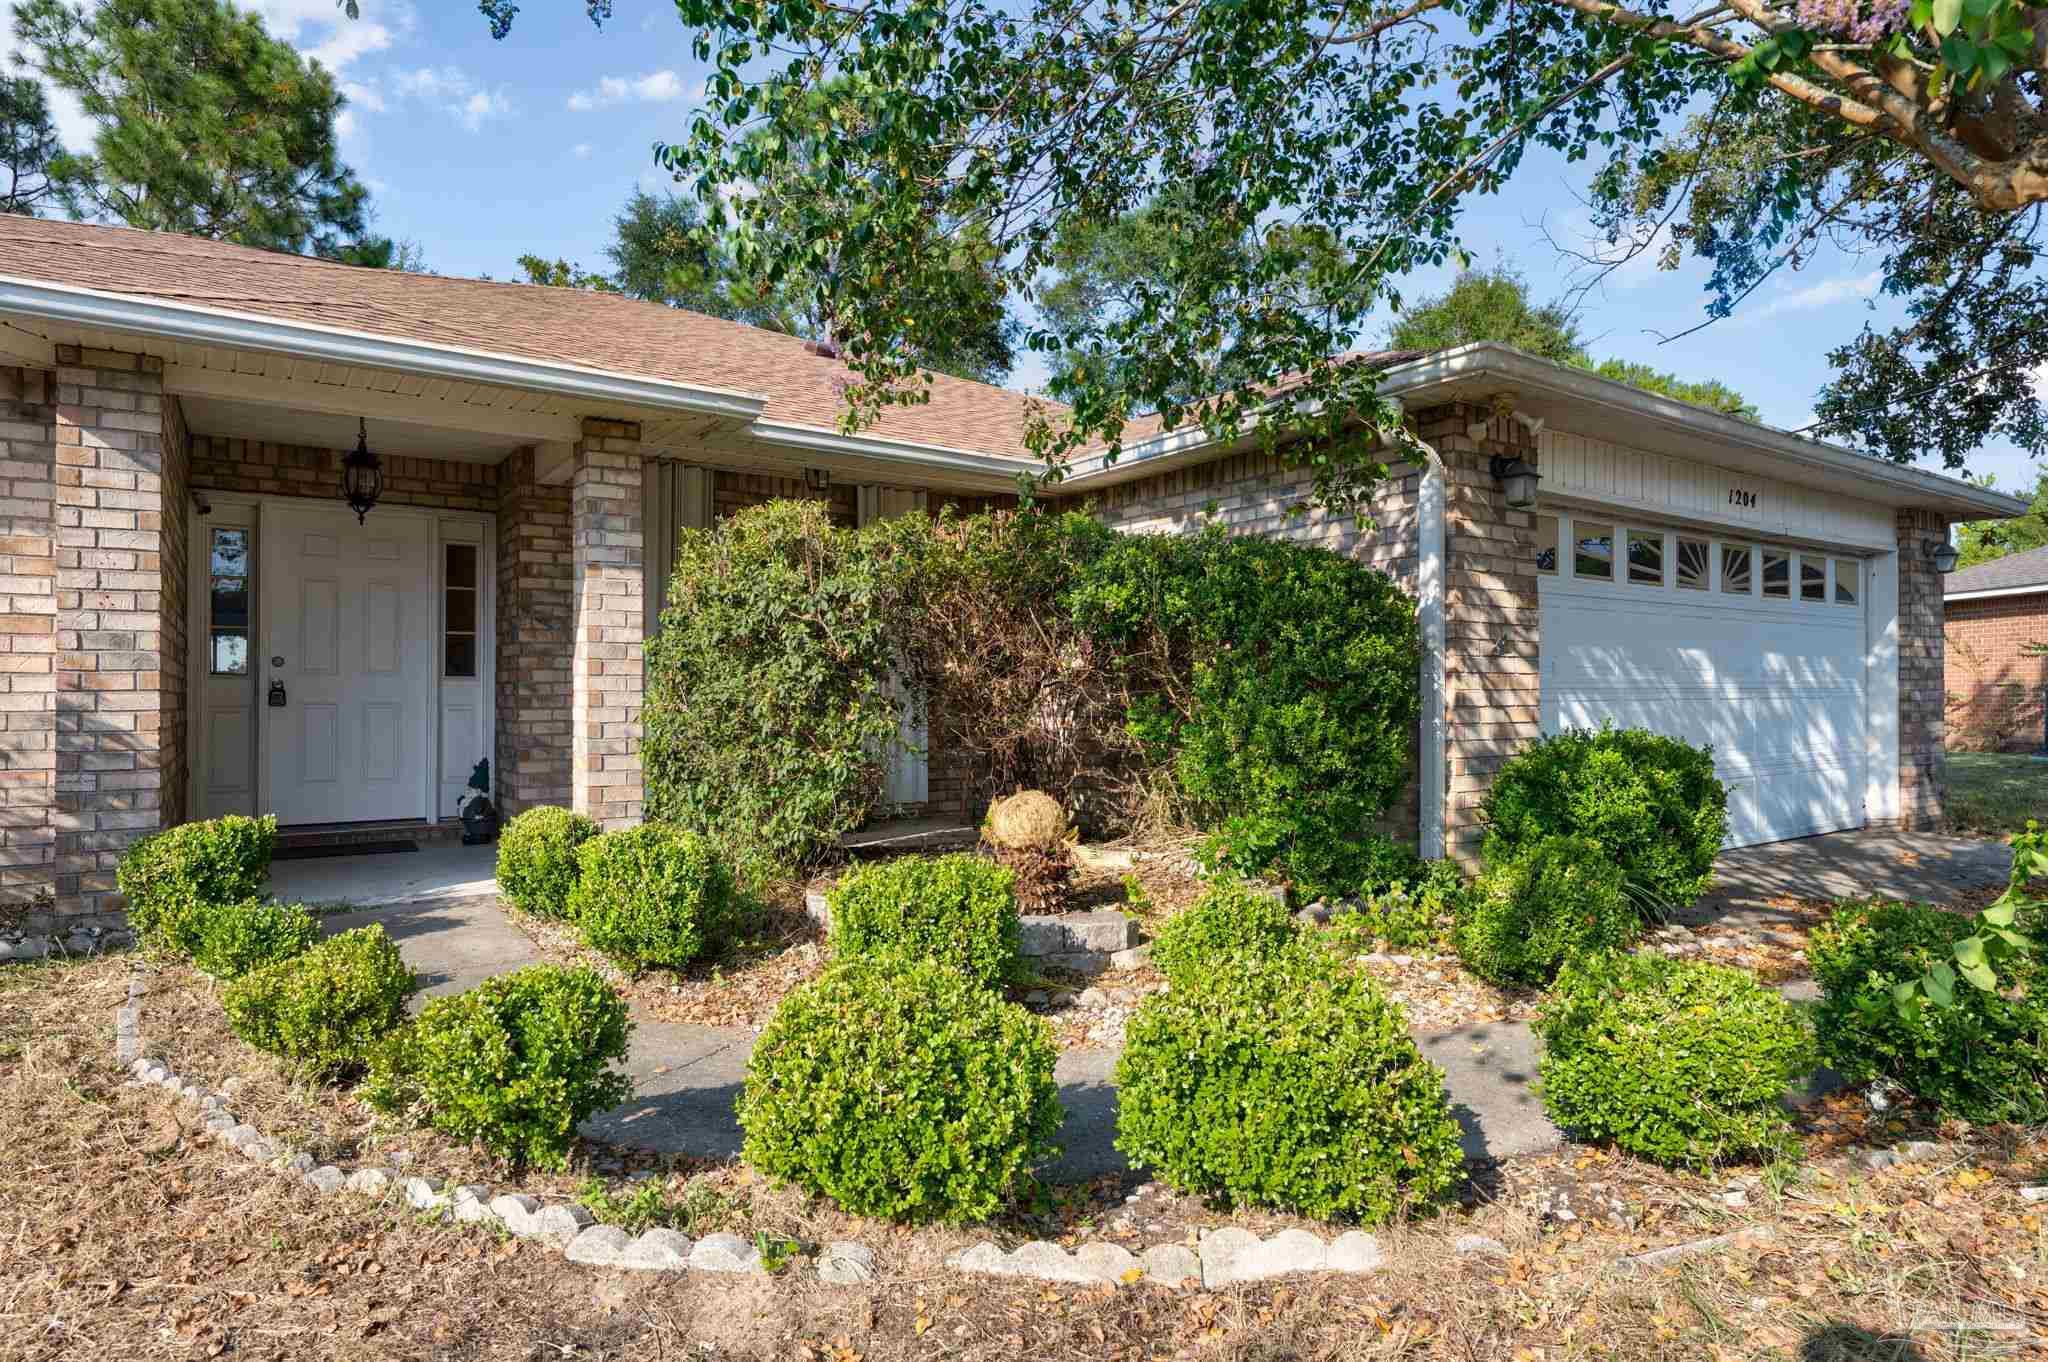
[[281, 827, 2010, 1180]]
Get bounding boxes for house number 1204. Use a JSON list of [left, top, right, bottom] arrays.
[[1728, 488, 1758, 508]]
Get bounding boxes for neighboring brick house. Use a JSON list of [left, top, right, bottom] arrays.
[[0, 215, 2020, 930], [1944, 545, 2048, 751]]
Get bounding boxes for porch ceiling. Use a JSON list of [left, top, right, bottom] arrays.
[[181, 394, 522, 465]]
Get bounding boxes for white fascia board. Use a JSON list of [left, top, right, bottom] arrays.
[[0, 275, 769, 423], [1944, 582, 2048, 604], [743, 420, 1032, 488]]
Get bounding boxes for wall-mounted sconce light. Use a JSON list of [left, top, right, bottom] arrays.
[[803, 466, 831, 493], [1926, 539, 1959, 574], [1488, 454, 1541, 511]]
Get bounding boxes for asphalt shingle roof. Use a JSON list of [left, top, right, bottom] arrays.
[[1947, 544, 2048, 595]]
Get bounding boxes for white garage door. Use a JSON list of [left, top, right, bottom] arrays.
[[1536, 514, 1869, 848]]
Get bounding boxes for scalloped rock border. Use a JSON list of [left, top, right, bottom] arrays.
[[112, 967, 872, 1283], [3, 925, 133, 963], [947, 1225, 1387, 1288]]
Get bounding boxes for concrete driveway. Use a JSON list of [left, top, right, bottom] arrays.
[[1683, 828, 2010, 928]]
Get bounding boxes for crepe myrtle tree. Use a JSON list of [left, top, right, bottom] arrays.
[[444, 0, 2048, 510]]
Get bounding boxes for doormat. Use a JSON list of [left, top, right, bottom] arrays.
[[272, 840, 420, 861]]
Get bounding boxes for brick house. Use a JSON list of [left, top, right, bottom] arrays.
[[1944, 545, 2048, 751], [0, 216, 2019, 930]]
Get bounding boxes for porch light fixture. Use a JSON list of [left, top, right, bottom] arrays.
[[1925, 538, 1959, 574], [1489, 454, 1541, 511], [803, 466, 831, 492], [340, 417, 384, 525]]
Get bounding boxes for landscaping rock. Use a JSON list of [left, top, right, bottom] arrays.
[[690, 1232, 764, 1274], [450, 1187, 496, 1224], [1196, 1227, 1266, 1286], [239, 1138, 274, 1162], [220, 1123, 262, 1151], [1898, 1141, 1943, 1162], [528, 1203, 596, 1246], [2021, 1186, 2048, 1204], [402, 1176, 448, 1211], [1326, 1232, 1384, 1275], [1018, 912, 1139, 957], [1076, 988, 1108, 1009], [1073, 1241, 1139, 1283], [1138, 1244, 1200, 1287], [1453, 1235, 1508, 1257], [1041, 951, 1114, 976], [1110, 944, 1152, 970], [203, 1112, 235, 1134], [948, 1242, 1010, 1276], [1008, 1241, 1099, 1284], [804, 891, 831, 928], [566, 1225, 634, 1267], [489, 1194, 542, 1234], [1864, 1151, 1898, 1172], [622, 1228, 694, 1271], [1244, 1229, 1330, 1282], [1072, 845, 1137, 872], [304, 1165, 346, 1195], [346, 1168, 392, 1197], [284, 1153, 315, 1176], [816, 1241, 876, 1285]]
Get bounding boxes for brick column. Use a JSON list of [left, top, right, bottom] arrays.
[[569, 420, 645, 828], [52, 346, 174, 924], [1897, 507, 1948, 828], [495, 447, 574, 816], [0, 368, 56, 926], [1426, 403, 1542, 867]]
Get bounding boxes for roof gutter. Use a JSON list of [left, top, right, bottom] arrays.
[[0, 274, 771, 423], [743, 420, 1031, 487], [1945, 582, 2048, 603]]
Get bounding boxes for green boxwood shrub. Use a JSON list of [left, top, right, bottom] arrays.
[[1534, 952, 1816, 1168], [116, 814, 278, 958], [1149, 879, 1297, 987], [191, 898, 319, 980], [570, 824, 737, 970], [738, 954, 1063, 1222], [1809, 900, 2048, 1123], [495, 806, 598, 919], [1115, 942, 1465, 1221], [826, 853, 1020, 989], [1348, 856, 1467, 950], [365, 964, 633, 1169], [222, 925, 415, 1079], [1479, 727, 1727, 911], [1453, 835, 1637, 986]]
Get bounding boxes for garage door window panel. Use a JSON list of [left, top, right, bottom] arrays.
[[1575, 523, 1615, 580], [1800, 555, 1826, 602], [1834, 559, 1858, 605], [1762, 549, 1791, 599], [1676, 538, 1709, 591], [1721, 544, 1753, 595], [1626, 530, 1665, 586]]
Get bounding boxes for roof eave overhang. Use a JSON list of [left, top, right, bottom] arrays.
[[1946, 582, 2048, 603], [0, 274, 771, 424]]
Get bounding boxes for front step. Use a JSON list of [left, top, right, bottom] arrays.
[[275, 819, 460, 854]]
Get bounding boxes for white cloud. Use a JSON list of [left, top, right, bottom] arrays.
[[391, 66, 512, 130], [457, 89, 511, 132], [242, 0, 412, 74], [340, 80, 386, 114], [573, 142, 593, 159], [1757, 271, 1883, 319], [566, 69, 694, 111]]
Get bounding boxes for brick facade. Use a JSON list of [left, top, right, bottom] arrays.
[[190, 435, 498, 513], [495, 447, 574, 816], [0, 368, 56, 925], [1897, 508, 1949, 827], [570, 420, 647, 829], [1944, 590, 2048, 752]]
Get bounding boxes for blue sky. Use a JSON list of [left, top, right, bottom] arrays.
[[7, 0, 2040, 499]]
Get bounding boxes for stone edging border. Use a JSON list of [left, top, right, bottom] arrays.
[[5, 925, 133, 962]]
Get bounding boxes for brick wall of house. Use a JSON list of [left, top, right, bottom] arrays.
[[189, 436, 498, 512], [495, 448, 573, 816], [570, 420, 646, 829], [1897, 508, 1949, 826], [0, 370, 56, 925], [714, 470, 856, 526], [1944, 591, 2048, 752], [158, 396, 190, 830], [52, 347, 176, 926]]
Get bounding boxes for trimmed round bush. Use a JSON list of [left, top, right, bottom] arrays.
[[570, 824, 736, 970], [116, 814, 278, 958], [739, 954, 1063, 1223], [191, 898, 319, 980], [826, 853, 1020, 989], [1535, 952, 1816, 1168], [364, 964, 633, 1169], [496, 806, 598, 919], [1115, 943, 1465, 1221], [1453, 835, 1637, 986], [1479, 727, 1727, 911], [1809, 900, 2048, 1123], [1149, 879, 1297, 987], [223, 924, 415, 1079]]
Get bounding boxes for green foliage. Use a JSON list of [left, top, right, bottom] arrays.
[[364, 965, 633, 1170], [1883, 819, 2047, 1020], [1115, 942, 1464, 1221], [495, 806, 598, 920], [1072, 525, 1419, 896], [191, 898, 318, 981], [1580, 358, 1758, 420], [1389, 265, 1585, 364], [826, 853, 1021, 990], [1454, 836, 1637, 987], [222, 925, 414, 1080], [570, 824, 736, 971], [1809, 900, 2048, 1123], [514, 255, 620, 291], [116, 814, 278, 959], [0, 75, 58, 215], [1956, 469, 2048, 569], [1341, 842, 1465, 948], [738, 955, 1063, 1223], [1535, 952, 1816, 1168], [13, 0, 377, 255], [1480, 726, 1727, 912], [1149, 880, 1297, 988]]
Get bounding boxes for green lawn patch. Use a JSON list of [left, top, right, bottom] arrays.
[[1946, 750, 2048, 835]]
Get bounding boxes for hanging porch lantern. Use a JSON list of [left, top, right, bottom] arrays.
[[341, 417, 384, 524]]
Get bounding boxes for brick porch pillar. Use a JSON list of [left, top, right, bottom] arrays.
[[1896, 507, 1949, 828], [495, 447, 574, 817], [0, 367, 57, 925], [569, 419, 645, 829]]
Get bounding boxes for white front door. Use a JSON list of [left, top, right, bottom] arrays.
[[261, 503, 433, 824]]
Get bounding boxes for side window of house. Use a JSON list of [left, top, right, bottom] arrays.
[[445, 543, 478, 678], [208, 527, 249, 675]]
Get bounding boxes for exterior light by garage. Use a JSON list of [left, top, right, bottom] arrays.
[[1926, 539, 1960, 574], [1489, 454, 1541, 510], [339, 417, 383, 525], [803, 466, 831, 492]]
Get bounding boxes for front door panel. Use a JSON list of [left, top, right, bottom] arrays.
[[262, 504, 431, 824]]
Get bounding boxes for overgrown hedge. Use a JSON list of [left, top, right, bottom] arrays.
[[643, 502, 1419, 891]]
